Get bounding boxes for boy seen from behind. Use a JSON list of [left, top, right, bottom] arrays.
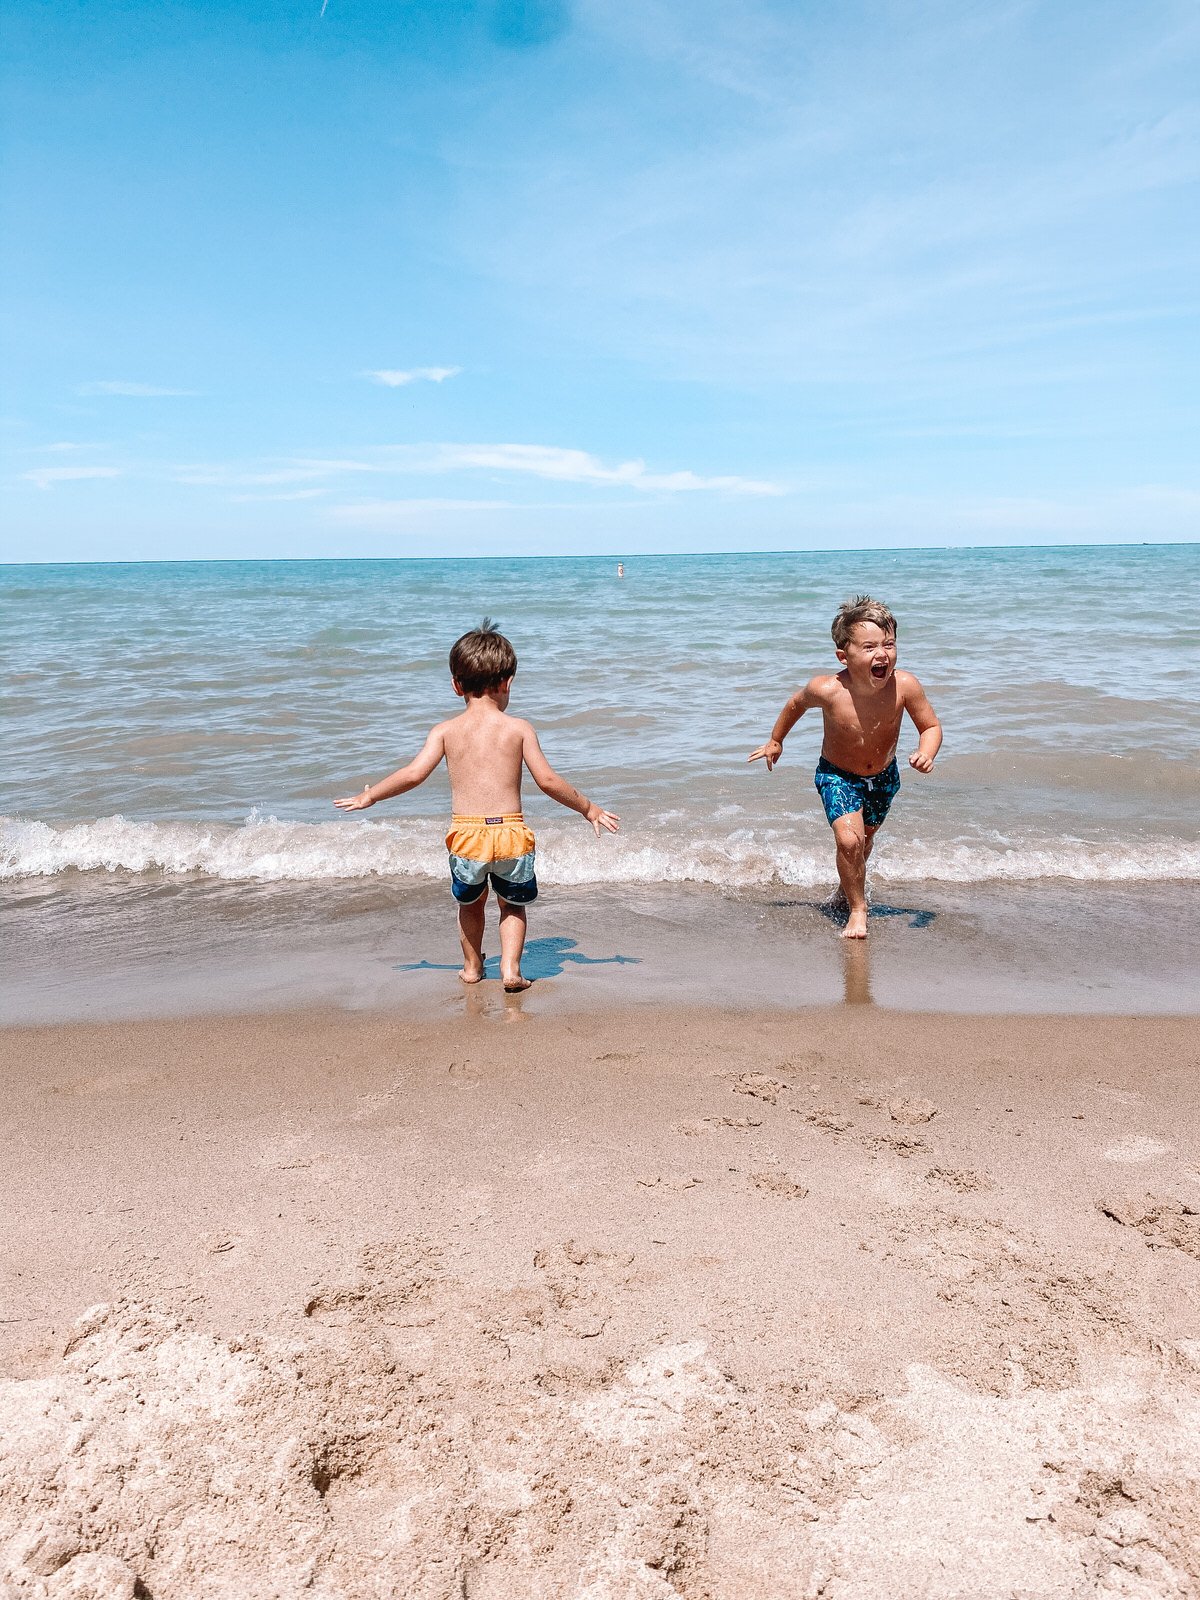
[[748, 596, 942, 939], [335, 622, 619, 992]]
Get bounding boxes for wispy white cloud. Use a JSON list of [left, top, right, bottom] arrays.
[[406, 442, 783, 494], [330, 499, 512, 522], [23, 465, 122, 490], [174, 443, 782, 496], [228, 488, 328, 503], [78, 381, 198, 397], [174, 460, 377, 487], [362, 367, 462, 387]]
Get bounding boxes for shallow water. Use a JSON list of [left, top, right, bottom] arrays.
[[4, 546, 1198, 886], [3, 546, 1197, 1019]]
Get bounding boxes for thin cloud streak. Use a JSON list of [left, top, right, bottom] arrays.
[[362, 367, 462, 387], [228, 488, 327, 503], [77, 381, 198, 397], [175, 443, 783, 496], [23, 465, 122, 490], [330, 499, 514, 522], [396, 443, 784, 494]]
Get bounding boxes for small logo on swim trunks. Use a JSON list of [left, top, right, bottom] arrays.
[[485, 816, 503, 824]]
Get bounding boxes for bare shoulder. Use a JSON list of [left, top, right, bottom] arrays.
[[894, 668, 925, 701], [804, 672, 842, 704], [504, 714, 538, 740]]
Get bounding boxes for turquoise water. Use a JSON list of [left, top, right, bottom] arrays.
[[3, 545, 1199, 892]]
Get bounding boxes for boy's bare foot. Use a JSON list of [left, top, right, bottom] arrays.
[[502, 973, 531, 993], [458, 956, 486, 984], [841, 908, 869, 939]]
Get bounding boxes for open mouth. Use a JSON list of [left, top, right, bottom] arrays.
[[870, 662, 889, 680]]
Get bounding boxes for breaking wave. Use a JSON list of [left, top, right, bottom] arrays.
[[4, 813, 1198, 888]]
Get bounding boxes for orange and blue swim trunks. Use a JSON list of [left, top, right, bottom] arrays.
[[445, 814, 538, 905]]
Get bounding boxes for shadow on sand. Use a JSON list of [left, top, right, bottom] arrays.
[[771, 898, 937, 930], [395, 935, 641, 983]]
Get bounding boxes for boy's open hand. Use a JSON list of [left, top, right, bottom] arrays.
[[334, 786, 375, 811], [908, 750, 935, 773], [747, 738, 783, 771], [586, 803, 620, 837]]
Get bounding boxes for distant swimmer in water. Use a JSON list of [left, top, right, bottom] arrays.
[[335, 620, 619, 992], [617, 562, 625, 578], [748, 596, 942, 940]]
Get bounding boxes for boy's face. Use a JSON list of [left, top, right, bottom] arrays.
[[837, 621, 897, 689]]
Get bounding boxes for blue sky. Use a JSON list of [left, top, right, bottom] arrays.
[[2, 0, 1198, 560]]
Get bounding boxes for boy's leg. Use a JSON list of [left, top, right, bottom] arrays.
[[497, 899, 530, 991], [457, 889, 488, 983], [831, 812, 869, 939]]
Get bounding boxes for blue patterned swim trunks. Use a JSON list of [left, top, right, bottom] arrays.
[[814, 756, 901, 829]]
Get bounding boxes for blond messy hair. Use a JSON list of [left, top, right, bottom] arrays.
[[831, 595, 897, 651], [449, 618, 518, 696]]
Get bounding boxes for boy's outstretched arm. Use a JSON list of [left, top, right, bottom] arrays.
[[520, 725, 619, 838], [903, 676, 942, 773], [748, 680, 822, 771], [334, 727, 446, 811]]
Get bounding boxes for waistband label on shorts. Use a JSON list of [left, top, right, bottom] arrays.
[[485, 816, 504, 824]]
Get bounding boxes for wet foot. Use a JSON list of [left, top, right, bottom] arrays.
[[840, 908, 869, 939], [502, 973, 532, 993], [458, 957, 486, 984]]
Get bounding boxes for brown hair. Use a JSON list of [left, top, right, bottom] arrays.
[[831, 595, 897, 651], [449, 618, 517, 696]]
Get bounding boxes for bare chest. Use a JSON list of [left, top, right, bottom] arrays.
[[824, 689, 902, 758]]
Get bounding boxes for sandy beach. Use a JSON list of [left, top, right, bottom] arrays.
[[3, 1002, 1198, 1597]]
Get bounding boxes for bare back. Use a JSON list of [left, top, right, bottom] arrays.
[[440, 702, 530, 814]]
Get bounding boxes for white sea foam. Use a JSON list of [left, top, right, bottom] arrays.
[[4, 814, 1198, 888]]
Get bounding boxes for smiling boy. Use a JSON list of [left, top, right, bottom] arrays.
[[748, 596, 942, 938]]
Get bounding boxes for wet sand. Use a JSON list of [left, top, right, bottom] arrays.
[[2, 1004, 1199, 1597]]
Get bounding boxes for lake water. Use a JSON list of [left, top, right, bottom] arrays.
[[3, 546, 1198, 1018]]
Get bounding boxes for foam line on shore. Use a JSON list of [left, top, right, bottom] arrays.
[[4, 812, 1199, 887]]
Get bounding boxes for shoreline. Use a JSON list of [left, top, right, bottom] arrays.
[[3, 1004, 1198, 1595], [4, 875, 1199, 1027]]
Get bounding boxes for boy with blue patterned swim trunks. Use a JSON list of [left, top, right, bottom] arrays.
[[336, 622, 619, 991], [749, 596, 942, 939]]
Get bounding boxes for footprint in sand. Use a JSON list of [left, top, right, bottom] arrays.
[[348, 1089, 401, 1123], [728, 1073, 790, 1105], [793, 1108, 853, 1134], [532, 1240, 636, 1340], [1102, 1135, 1172, 1163], [925, 1167, 994, 1193], [677, 1116, 763, 1135], [1098, 1195, 1200, 1260], [886, 1097, 938, 1125], [749, 1171, 809, 1200], [862, 1132, 930, 1158]]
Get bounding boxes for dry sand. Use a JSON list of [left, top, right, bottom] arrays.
[[2, 1004, 1199, 1598]]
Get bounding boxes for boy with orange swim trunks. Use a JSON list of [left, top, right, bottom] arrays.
[[335, 621, 619, 991]]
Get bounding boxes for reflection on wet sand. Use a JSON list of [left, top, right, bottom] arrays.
[[842, 941, 874, 1006]]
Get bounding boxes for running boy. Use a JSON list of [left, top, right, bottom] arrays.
[[748, 596, 942, 939], [335, 621, 619, 991]]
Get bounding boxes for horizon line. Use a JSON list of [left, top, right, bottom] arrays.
[[2, 536, 1198, 570]]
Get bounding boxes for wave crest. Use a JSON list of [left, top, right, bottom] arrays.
[[3, 813, 1198, 889]]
